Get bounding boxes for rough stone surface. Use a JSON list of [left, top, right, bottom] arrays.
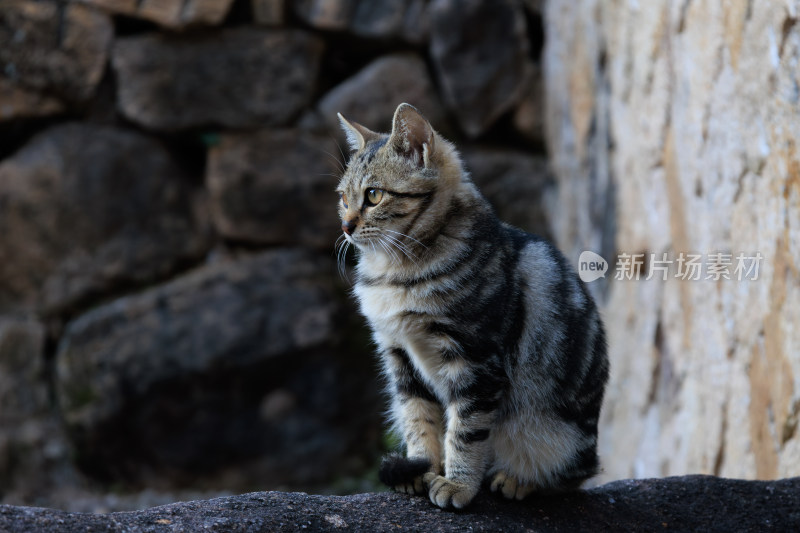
[[0, 319, 46, 420], [0, 123, 209, 316], [349, 0, 429, 43], [315, 54, 447, 135], [112, 29, 324, 130], [544, 1, 800, 482], [207, 130, 342, 249], [462, 148, 554, 239], [251, 0, 285, 26], [429, 0, 529, 137], [76, 0, 235, 29], [293, 0, 428, 42], [293, 0, 356, 31], [0, 319, 82, 508], [56, 249, 378, 487], [0, 78, 64, 120], [0, 0, 112, 104], [1, 476, 799, 532]]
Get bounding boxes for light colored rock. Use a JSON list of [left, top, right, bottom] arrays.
[[544, 0, 800, 482], [75, 0, 234, 29]]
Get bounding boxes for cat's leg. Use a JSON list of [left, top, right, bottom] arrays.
[[381, 347, 444, 495], [424, 365, 501, 509]]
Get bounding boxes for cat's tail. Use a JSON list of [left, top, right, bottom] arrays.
[[378, 453, 432, 487]]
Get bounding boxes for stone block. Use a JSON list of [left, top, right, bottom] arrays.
[[207, 130, 342, 250], [112, 29, 324, 130], [0, 123, 209, 316], [429, 0, 529, 137]]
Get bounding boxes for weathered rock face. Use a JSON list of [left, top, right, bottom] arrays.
[[112, 29, 324, 130], [2, 476, 800, 532], [206, 130, 342, 250], [544, 1, 800, 481], [56, 249, 379, 487], [76, 0, 235, 29], [0, 123, 209, 316], [429, 0, 529, 137], [0, 1, 112, 106]]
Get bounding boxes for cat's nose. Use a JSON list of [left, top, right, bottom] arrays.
[[342, 219, 357, 235]]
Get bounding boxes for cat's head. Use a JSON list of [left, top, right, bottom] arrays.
[[335, 103, 463, 260]]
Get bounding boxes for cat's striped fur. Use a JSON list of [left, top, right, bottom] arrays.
[[336, 104, 608, 509]]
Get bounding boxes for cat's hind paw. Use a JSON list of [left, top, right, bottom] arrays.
[[393, 475, 426, 495], [489, 471, 535, 500], [423, 473, 478, 509]]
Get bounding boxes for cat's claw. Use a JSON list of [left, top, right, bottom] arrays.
[[490, 471, 534, 500], [423, 473, 478, 509]]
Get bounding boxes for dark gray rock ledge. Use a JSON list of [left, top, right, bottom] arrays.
[[1, 476, 798, 532]]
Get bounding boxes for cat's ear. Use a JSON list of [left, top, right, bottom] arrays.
[[389, 103, 435, 168], [338, 113, 379, 152]]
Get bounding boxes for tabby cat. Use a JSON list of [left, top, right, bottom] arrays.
[[335, 103, 608, 509]]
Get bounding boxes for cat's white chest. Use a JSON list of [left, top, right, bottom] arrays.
[[355, 282, 455, 393]]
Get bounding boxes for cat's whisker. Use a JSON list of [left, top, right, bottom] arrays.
[[384, 229, 429, 250], [381, 232, 420, 267], [318, 147, 346, 173], [335, 235, 351, 282], [380, 236, 404, 265]]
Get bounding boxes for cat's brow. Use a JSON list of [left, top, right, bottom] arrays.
[[385, 189, 433, 199]]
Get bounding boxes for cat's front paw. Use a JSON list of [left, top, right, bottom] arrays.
[[423, 473, 478, 509], [489, 471, 534, 500]]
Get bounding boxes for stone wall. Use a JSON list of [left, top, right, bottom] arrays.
[[0, 0, 550, 510], [544, 0, 800, 481]]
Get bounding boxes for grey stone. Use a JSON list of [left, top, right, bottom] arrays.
[[55, 249, 378, 487], [463, 148, 554, 239], [1, 476, 799, 531], [0, 78, 65, 120], [252, 0, 285, 25], [293, 0, 357, 30], [316, 54, 448, 136], [75, 0, 235, 29], [350, 0, 429, 43], [0, 319, 46, 420], [429, 0, 529, 137], [293, 0, 428, 42], [112, 29, 324, 131], [0, 0, 112, 104], [207, 130, 343, 250], [0, 123, 209, 316]]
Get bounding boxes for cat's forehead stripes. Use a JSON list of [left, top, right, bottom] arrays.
[[359, 137, 388, 165]]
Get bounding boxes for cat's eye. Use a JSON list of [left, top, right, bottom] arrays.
[[365, 188, 384, 206], [340, 192, 348, 208]]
